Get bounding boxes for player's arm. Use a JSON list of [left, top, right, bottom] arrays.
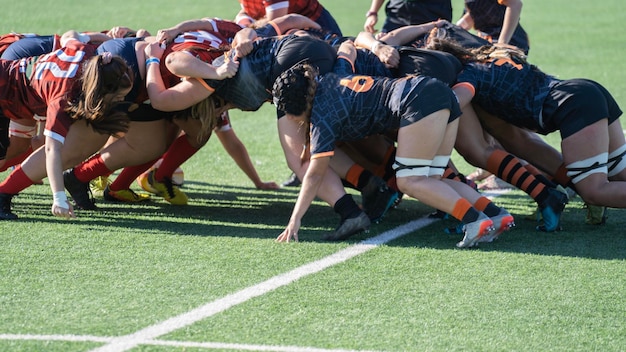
[[144, 42, 216, 111], [452, 82, 475, 109], [277, 155, 331, 242], [497, 0, 523, 45], [45, 136, 74, 218], [264, 0, 289, 21]]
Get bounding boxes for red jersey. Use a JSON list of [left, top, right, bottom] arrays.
[[159, 19, 243, 88], [239, 0, 323, 21], [0, 39, 97, 142]]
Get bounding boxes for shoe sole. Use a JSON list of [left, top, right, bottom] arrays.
[[480, 215, 515, 243], [137, 173, 159, 194], [456, 220, 495, 248]]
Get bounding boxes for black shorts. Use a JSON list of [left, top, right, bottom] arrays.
[[400, 77, 462, 128], [271, 35, 336, 82], [115, 103, 173, 122], [394, 47, 462, 86], [542, 79, 623, 139]]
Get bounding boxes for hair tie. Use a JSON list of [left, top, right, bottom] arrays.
[[101, 52, 113, 65]]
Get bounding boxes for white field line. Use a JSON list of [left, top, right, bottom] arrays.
[[88, 216, 439, 352], [1, 191, 507, 351]]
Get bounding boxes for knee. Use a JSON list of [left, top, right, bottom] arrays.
[[396, 175, 427, 195]]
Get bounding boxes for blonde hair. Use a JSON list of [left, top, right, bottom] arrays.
[[181, 95, 225, 144]]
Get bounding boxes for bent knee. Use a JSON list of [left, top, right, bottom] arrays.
[[396, 175, 428, 194]]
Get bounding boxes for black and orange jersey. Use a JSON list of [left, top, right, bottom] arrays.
[[455, 57, 558, 133], [464, 0, 529, 52], [198, 35, 336, 112], [308, 57, 460, 158]]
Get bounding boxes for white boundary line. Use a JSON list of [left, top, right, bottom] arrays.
[[2, 191, 512, 351], [0, 215, 440, 351], [89, 216, 439, 352]]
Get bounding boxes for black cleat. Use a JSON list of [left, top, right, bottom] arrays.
[[537, 187, 568, 232], [0, 193, 18, 220], [281, 172, 301, 187], [361, 176, 398, 223], [323, 212, 371, 241], [63, 169, 97, 210]]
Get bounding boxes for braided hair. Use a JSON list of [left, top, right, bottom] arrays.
[[272, 61, 318, 162], [272, 61, 318, 117]]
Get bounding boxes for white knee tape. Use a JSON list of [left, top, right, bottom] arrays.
[[608, 144, 626, 177], [9, 121, 36, 138], [393, 157, 432, 178], [429, 155, 450, 176], [566, 153, 608, 184]]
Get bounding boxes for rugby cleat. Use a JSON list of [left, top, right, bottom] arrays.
[[536, 187, 568, 232], [89, 175, 111, 197], [361, 176, 398, 223], [456, 217, 495, 248], [323, 212, 371, 241], [479, 209, 515, 243], [104, 186, 151, 203], [63, 169, 97, 210], [142, 169, 188, 205], [0, 193, 18, 220]]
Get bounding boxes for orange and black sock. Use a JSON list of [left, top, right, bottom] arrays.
[[474, 196, 501, 217], [487, 150, 550, 205], [451, 198, 480, 224], [554, 163, 576, 190], [345, 163, 366, 189]]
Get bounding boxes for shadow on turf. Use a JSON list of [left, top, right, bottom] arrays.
[[12, 183, 625, 260]]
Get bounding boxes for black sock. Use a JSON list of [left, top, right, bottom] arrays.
[[357, 170, 374, 190], [334, 194, 362, 220], [462, 207, 481, 224], [482, 203, 501, 217]]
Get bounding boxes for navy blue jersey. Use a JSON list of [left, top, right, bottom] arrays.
[[456, 58, 559, 133], [202, 35, 336, 111], [353, 48, 393, 77], [97, 38, 146, 103], [464, 0, 529, 53], [309, 65, 460, 157]]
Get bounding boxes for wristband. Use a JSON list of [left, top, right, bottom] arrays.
[[53, 191, 69, 209], [371, 41, 381, 53], [146, 57, 160, 66]]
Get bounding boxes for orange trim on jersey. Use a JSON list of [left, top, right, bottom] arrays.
[[453, 82, 475, 96], [311, 151, 334, 159], [337, 55, 355, 73], [191, 77, 215, 93], [268, 20, 282, 36]]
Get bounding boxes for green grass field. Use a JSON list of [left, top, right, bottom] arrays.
[[1, 1, 625, 351]]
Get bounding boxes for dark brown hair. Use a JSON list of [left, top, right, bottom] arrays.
[[66, 54, 133, 135]]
